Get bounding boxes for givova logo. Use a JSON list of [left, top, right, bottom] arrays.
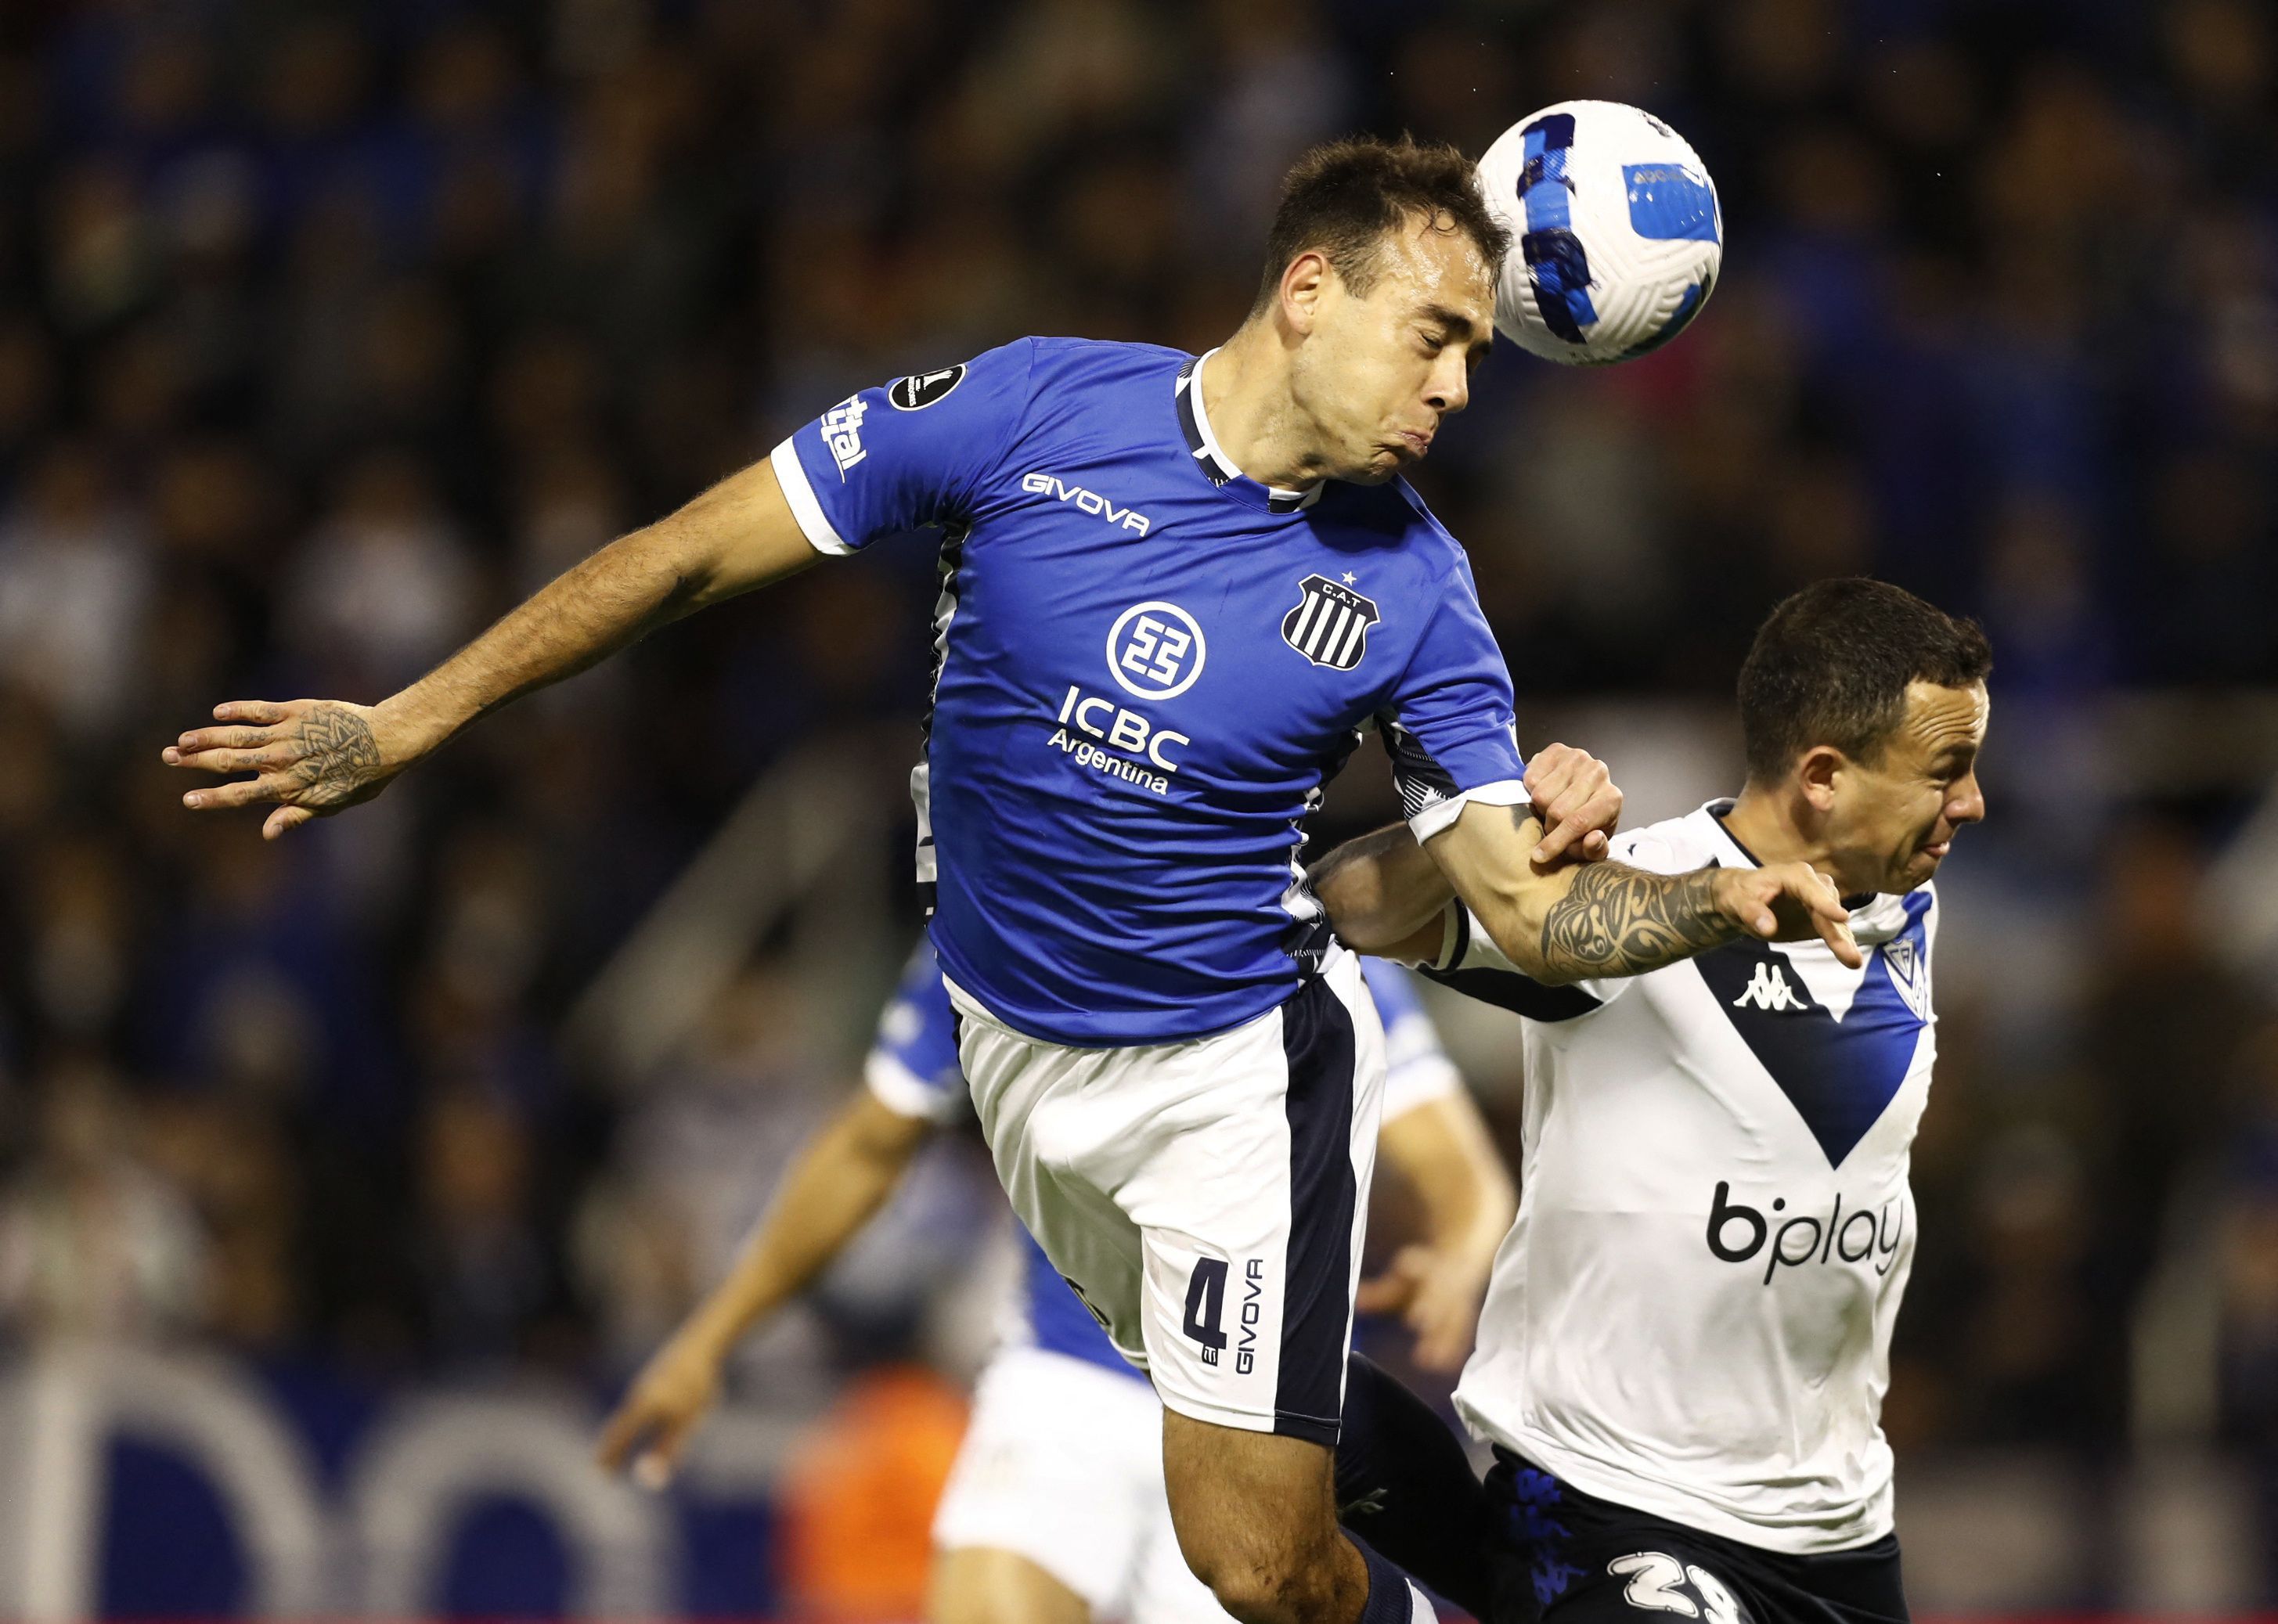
[[1705, 1181, 1904, 1285], [1184, 1257, 1266, 1373]]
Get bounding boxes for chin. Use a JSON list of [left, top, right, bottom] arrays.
[[1897, 855, 1942, 891]]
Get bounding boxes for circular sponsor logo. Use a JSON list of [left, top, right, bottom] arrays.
[[888, 365, 966, 410], [1105, 601, 1207, 701]]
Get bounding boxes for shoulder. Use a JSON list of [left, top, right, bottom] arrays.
[[1320, 476, 1471, 577], [1852, 879, 1938, 948], [1606, 809, 1721, 876], [1022, 336, 1192, 387]]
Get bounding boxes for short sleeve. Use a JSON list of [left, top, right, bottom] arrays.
[[1377, 555, 1529, 842], [1358, 959, 1464, 1119], [770, 340, 1038, 556], [1418, 906, 1613, 1022], [863, 944, 969, 1125]]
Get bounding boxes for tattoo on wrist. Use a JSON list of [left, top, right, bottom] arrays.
[[1539, 863, 1738, 979], [287, 706, 383, 805]]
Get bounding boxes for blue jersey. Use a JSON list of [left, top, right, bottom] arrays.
[[863, 942, 1464, 1381], [774, 339, 1527, 1046]]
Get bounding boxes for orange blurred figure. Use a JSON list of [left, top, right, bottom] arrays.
[[777, 1364, 971, 1622]]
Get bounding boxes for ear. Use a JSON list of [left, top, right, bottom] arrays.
[[1795, 745, 1844, 812], [1278, 250, 1331, 335]]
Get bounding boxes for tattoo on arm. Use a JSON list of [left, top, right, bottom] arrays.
[[286, 705, 384, 806], [1538, 862, 1738, 980]]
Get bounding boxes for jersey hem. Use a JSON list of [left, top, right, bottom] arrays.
[[936, 957, 1297, 1050], [1410, 779, 1529, 842], [1460, 1410, 1897, 1557], [770, 438, 853, 555]]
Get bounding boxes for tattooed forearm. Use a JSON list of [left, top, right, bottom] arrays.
[[284, 704, 384, 807], [1537, 862, 1739, 981]]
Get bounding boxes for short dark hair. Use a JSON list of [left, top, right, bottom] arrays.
[[1738, 578, 1993, 782], [1253, 135, 1512, 314]]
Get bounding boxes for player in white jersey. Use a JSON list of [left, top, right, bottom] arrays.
[[1312, 580, 1993, 1624], [596, 942, 1513, 1624]]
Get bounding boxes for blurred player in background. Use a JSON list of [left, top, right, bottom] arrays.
[[596, 942, 1513, 1624], [1314, 581, 1991, 1624], [169, 135, 1854, 1623]]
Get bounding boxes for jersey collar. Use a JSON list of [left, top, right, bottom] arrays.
[[1700, 798, 1759, 868], [1174, 351, 1325, 515]]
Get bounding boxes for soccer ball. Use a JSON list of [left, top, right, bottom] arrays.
[[1476, 100, 1722, 365]]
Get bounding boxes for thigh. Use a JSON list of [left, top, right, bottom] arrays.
[[933, 1349, 1155, 1615], [1126, 1430, 1239, 1624], [1159, 1407, 1350, 1591], [961, 1016, 1151, 1363], [1134, 953, 1389, 1444]]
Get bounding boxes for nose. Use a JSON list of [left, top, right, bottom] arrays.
[[1948, 772, 1987, 827], [1425, 350, 1471, 416]]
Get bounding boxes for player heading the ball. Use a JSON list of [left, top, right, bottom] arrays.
[[168, 134, 1840, 1624]]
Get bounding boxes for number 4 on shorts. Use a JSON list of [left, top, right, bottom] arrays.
[[1184, 1259, 1229, 1365], [1609, 1553, 1744, 1624]]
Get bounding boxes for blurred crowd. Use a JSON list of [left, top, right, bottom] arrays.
[[0, 0, 2276, 1597]]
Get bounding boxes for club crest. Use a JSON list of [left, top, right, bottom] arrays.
[[1883, 933, 1930, 1022], [1281, 574, 1379, 671]]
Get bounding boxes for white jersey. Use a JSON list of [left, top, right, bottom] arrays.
[[1439, 801, 1937, 1555]]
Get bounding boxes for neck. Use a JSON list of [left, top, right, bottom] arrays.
[[1719, 781, 1830, 871], [1201, 320, 1329, 492]]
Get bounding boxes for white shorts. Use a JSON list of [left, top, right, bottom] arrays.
[[932, 1345, 1230, 1622], [951, 946, 1386, 1445]]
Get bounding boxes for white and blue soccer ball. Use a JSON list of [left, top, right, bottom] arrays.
[[1476, 100, 1722, 365]]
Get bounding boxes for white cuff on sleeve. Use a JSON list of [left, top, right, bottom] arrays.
[[770, 438, 855, 556], [1446, 906, 1522, 976], [1407, 779, 1530, 843], [863, 1051, 959, 1125], [1382, 1053, 1465, 1123]]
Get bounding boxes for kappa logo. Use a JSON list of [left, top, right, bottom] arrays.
[[888, 365, 965, 410], [1730, 960, 1808, 1013], [1281, 574, 1380, 671]]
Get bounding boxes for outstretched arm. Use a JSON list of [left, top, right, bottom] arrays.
[[594, 1087, 932, 1485], [165, 456, 816, 838], [1310, 741, 1624, 960], [1428, 800, 1862, 982], [1361, 1090, 1516, 1372]]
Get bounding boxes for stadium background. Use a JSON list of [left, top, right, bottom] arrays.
[[0, 0, 2275, 1617]]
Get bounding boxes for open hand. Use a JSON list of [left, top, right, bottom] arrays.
[[1713, 862, 1862, 968], [163, 700, 401, 840], [1355, 1243, 1490, 1374], [596, 1330, 726, 1489], [1523, 743, 1622, 866]]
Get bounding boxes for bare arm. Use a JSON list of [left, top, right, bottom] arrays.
[[1307, 741, 1625, 960], [595, 1088, 932, 1483], [167, 457, 818, 838], [1427, 801, 1862, 981], [1360, 1092, 1517, 1372], [1308, 823, 1453, 959]]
